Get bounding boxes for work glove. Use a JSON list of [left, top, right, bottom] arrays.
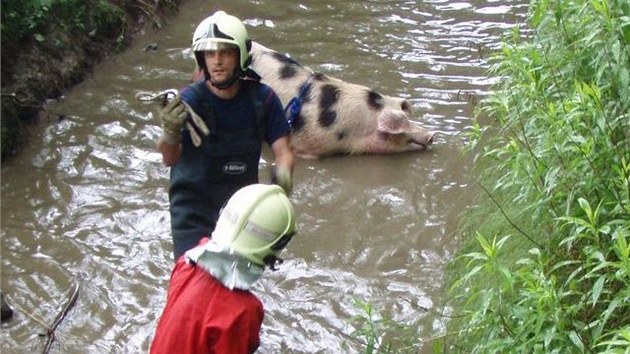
[[158, 96, 210, 147], [271, 165, 293, 195], [181, 101, 210, 147], [158, 96, 187, 145]]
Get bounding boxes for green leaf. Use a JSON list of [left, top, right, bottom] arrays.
[[591, 277, 605, 307], [432, 339, 444, 354], [34, 33, 45, 42], [620, 67, 629, 97], [590, 0, 608, 18], [578, 198, 592, 217], [568, 331, 585, 353]]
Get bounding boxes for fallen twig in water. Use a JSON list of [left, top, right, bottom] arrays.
[[42, 281, 80, 354]]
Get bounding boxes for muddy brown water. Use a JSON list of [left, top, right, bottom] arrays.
[[1, 0, 527, 352]]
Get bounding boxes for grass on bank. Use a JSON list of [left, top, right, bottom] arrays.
[[0, 0, 178, 44], [348, 0, 629, 352], [442, 0, 630, 352], [0, 0, 178, 160]]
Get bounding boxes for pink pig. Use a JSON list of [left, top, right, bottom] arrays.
[[192, 41, 435, 159]]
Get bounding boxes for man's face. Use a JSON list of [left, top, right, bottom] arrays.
[[204, 47, 239, 87]]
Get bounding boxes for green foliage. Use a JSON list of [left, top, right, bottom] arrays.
[[1, 0, 177, 60], [0, 0, 53, 41], [0, 0, 177, 160], [0, 0, 126, 43], [446, 0, 630, 352], [345, 297, 421, 354]]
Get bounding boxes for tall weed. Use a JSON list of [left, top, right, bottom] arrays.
[[445, 0, 630, 352]]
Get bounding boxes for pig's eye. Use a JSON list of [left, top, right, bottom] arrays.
[[401, 101, 411, 113]]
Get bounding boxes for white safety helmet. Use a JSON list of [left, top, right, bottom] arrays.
[[212, 184, 297, 269], [192, 11, 252, 74]]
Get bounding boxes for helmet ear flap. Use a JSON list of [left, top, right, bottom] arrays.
[[270, 232, 295, 251], [243, 57, 252, 69], [242, 38, 252, 69], [245, 38, 252, 52]]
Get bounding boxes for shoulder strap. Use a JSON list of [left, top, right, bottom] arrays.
[[244, 81, 266, 141], [188, 80, 267, 141], [188, 82, 218, 138]]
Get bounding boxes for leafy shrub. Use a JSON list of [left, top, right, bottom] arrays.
[[0, 0, 53, 42], [345, 298, 422, 354], [445, 0, 630, 352], [0, 0, 126, 44], [0, 0, 177, 160]]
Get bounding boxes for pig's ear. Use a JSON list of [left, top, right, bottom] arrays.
[[377, 110, 411, 135], [394, 98, 413, 115]]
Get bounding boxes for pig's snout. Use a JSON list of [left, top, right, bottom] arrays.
[[411, 131, 434, 148], [409, 134, 433, 149], [407, 120, 435, 149]]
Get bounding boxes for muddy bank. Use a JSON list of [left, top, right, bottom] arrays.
[[0, 0, 181, 161]]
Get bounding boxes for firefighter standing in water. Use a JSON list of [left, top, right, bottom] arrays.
[[156, 11, 294, 260], [150, 184, 298, 353]]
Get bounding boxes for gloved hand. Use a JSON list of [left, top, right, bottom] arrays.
[[158, 96, 187, 145], [159, 96, 210, 147], [181, 101, 210, 147], [271, 165, 293, 194]]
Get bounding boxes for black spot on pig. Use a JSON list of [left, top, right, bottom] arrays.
[[319, 110, 337, 127], [320, 85, 340, 109], [291, 113, 305, 132], [336, 130, 347, 141], [367, 90, 384, 110], [270, 52, 303, 79], [318, 84, 340, 128], [272, 52, 302, 67], [313, 72, 327, 81], [280, 65, 298, 79]]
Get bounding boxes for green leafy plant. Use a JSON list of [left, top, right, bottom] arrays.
[[1, 0, 178, 160], [444, 0, 630, 352], [345, 297, 421, 354]]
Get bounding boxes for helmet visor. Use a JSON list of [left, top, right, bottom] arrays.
[[193, 39, 238, 52]]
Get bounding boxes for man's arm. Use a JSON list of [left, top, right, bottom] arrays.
[[157, 137, 182, 166], [270, 135, 294, 193]]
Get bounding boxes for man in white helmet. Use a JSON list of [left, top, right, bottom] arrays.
[[150, 184, 297, 354], [156, 11, 294, 260]]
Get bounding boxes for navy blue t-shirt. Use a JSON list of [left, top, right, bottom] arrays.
[[168, 80, 290, 260], [180, 81, 289, 146]]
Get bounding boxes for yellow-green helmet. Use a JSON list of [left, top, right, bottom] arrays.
[[192, 11, 252, 73], [212, 184, 297, 268]]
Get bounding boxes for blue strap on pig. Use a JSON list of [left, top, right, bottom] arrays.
[[284, 75, 314, 127]]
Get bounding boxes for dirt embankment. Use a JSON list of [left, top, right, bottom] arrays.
[[1, 0, 181, 161]]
